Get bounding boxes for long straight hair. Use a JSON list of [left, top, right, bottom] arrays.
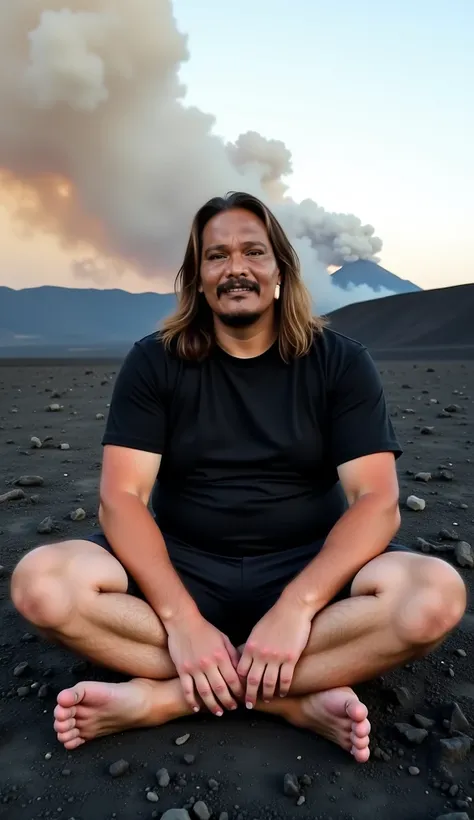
[[160, 191, 327, 361]]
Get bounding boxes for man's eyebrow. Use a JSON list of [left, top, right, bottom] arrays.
[[205, 240, 267, 253]]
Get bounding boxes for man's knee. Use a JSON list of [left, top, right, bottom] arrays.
[[393, 556, 467, 647], [11, 543, 83, 630]]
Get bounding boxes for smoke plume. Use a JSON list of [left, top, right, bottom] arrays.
[[0, 1, 386, 310]]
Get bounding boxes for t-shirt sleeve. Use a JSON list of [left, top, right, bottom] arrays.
[[101, 341, 167, 454], [328, 347, 402, 468]]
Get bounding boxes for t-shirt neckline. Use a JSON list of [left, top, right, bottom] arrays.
[[214, 339, 279, 367]]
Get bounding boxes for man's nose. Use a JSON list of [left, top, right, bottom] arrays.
[[226, 252, 248, 275]]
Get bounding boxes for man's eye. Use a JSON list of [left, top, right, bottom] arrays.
[[248, 250, 263, 256]]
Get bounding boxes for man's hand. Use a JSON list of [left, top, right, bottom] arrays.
[[237, 600, 313, 708], [166, 616, 244, 716]]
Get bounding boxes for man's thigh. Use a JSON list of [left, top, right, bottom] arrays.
[[239, 539, 415, 622], [84, 532, 244, 643]]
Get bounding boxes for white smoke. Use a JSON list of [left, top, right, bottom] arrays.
[[0, 0, 388, 311]]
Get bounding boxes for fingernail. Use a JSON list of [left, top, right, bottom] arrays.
[[193, 706, 200, 713], [264, 699, 270, 704], [216, 710, 223, 717], [246, 702, 253, 710]]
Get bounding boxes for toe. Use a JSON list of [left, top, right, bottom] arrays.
[[350, 732, 370, 750], [352, 745, 370, 763], [57, 685, 84, 708], [57, 727, 81, 744], [63, 735, 85, 750], [54, 717, 76, 733], [54, 704, 75, 721], [346, 698, 368, 722], [352, 717, 371, 738]]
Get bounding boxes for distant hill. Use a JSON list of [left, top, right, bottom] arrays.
[[332, 260, 422, 295], [328, 282, 474, 349], [0, 286, 176, 349]]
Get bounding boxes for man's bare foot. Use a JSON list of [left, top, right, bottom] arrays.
[[285, 686, 371, 762], [53, 678, 189, 750]]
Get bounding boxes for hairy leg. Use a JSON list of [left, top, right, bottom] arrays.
[[11, 540, 176, 679], [249, 552, 466, 760]]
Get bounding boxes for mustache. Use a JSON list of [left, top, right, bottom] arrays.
[[216, 278, 260, 297]]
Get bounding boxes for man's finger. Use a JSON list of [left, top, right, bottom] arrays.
[[223, 637, 241, 670], [193, 671, 223, 716], [262, 662, 280, 702], [206, 667, 237, 711], [180, 672, 200, 712], [237, 648, 253, 678], [219, 656, 244, 700], [278, 661, 295, 698], [245, 660, 265, 708]]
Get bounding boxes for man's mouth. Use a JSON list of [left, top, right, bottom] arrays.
[[225, 286, 254, 294]]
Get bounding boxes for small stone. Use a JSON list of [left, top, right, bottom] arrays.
[[455, 649, 467, 657], [296, 795, 306, 805], [147, 791, 159, 803], [193, 801, 211, 820], [439, 528, 460, 541], [283, 772, 300, 797], [161, 811, 191, 820], [17, 686, 30, 697], [108, 759, 130, 777], [394, 723, 428, 745], [96, 413, 105, 420], [389, 686, 413, 709], [13, 661, 30, 677], [70, 508, 86, 522], [156, 768, 170, 787], [421, 426, 434, 435], [455, 542, 474, 568], [442, 702, 470, 734], [218, 814, 229, 820], [208, 778, 219, 790], [30, 436, 42, 448], [0, 488, 26, 503], [435, 814, 469, 820], [37, 516, 57, 534], [437, 736, 471, 764], [37, 684, 49, 699], [175, 733, 191, 746], [183, 754, 195, 765], [408, 766, 420, 775], [14, 475, 44, 487], [47, 403, 63, 412], [414, 537, 434, 553], [413, 714, 435, 730], [415, 472, 432, 482], [59, 443, 70, 450], [406, 495, 426, 511]]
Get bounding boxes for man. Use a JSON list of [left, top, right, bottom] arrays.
[[11, 192, 466, 762]]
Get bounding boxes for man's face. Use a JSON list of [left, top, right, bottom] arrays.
[[199, 208, 281, 328]]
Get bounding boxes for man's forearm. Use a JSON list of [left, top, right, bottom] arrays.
[[99, 493, 200, 628], [281, 493, 401, 616]]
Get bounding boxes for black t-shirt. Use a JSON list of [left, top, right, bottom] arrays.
[[102, 328, 402, 555]]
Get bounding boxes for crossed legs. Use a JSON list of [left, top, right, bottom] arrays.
[[10, 540, 466, 760]]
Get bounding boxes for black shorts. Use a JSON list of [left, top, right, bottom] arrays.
[[84, 531, 412, 646]]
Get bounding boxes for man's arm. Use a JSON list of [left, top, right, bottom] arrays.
[[280, 451, 401, 616], [98, 444, 200, 627]]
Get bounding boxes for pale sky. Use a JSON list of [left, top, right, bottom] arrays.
[[1, 0, 473, 292]]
